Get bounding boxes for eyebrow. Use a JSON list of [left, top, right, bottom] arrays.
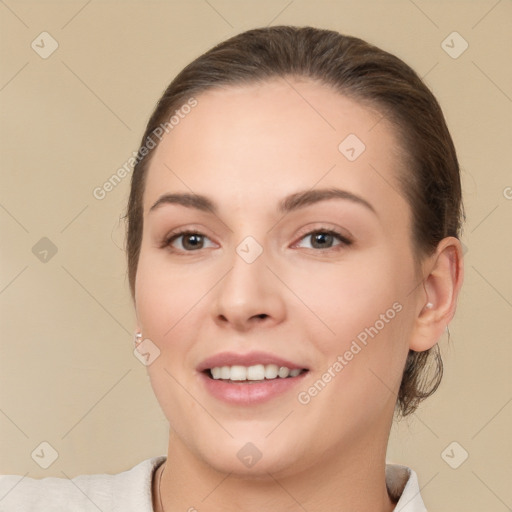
[[149, 187, 377, 216]]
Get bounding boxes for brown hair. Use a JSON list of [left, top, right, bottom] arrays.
[[126, 25, 464, 417]]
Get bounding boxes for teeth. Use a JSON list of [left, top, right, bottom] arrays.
[[246, 364, 265, 380], [278, 366, 290, 378], [264, 364, 279, 379], [230, 365, 247, 381], [209, 364, 304, 381]]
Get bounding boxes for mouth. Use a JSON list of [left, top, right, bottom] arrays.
[[204, 364, 308, 383], [197, 351, 310, 404]]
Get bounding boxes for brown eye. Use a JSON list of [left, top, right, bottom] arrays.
[[180, 233, 204, 250], [163, 231, 214, 252]]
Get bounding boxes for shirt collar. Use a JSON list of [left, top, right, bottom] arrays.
[[386, 464, 427, 511]]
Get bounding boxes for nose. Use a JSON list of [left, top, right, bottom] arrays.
[[211, 244, 286, 332]]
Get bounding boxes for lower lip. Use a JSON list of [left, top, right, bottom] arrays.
[[199, 371, 308, 405]]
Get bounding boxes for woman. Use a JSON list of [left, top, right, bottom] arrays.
[[0, 25, 464, 511]]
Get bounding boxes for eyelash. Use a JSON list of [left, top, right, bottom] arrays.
[[160, 227, 353, 253]]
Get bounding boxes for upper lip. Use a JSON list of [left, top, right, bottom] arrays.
[[197, 351, 308, 372]]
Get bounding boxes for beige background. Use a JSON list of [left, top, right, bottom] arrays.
[[1, 0, 511, 510]]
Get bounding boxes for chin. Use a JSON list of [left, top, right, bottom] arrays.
[[192, 434, 307, 478]]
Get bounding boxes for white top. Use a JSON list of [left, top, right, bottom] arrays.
[[0, 456, 427, 511]]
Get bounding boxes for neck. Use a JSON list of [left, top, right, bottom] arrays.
[[156, 428, 396, 512]]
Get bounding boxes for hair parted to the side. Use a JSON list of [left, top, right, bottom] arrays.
[[125, 25, 464, 417]]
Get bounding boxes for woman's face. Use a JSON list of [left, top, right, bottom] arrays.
[[135, 79, 424, 476]]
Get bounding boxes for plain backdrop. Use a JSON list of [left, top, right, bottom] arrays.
[[1, 1, 511, 510]]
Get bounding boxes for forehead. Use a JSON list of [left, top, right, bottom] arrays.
[[143, 78, 409, 220]]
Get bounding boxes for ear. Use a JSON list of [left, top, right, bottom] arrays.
[[409, 236, 464, 351]]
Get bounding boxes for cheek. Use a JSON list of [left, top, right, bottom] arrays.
[[135, 247, 211, 339], [293, 272, 411, 436], [286, 249, 414, 401], [134, 251, 210, 427], [134, 251, 201, 375], [286, 250, 409, 347]]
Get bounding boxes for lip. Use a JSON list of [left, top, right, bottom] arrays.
[[197, 351, 307, 372], [198, 371, 308, 405]]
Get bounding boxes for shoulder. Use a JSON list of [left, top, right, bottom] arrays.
[[0, 455, 166, 512], [386, 463, 428, 511]]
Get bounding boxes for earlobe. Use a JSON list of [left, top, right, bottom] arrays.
[[409, 237, 464, 352]]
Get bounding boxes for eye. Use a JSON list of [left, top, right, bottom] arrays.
[[294, 229, 352, 250], [161, 228, 351, 253], [162, 230, 216, 252]]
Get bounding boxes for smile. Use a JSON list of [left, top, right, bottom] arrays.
[[208, 364, 307, 381], [197, 351, 310, 404]]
